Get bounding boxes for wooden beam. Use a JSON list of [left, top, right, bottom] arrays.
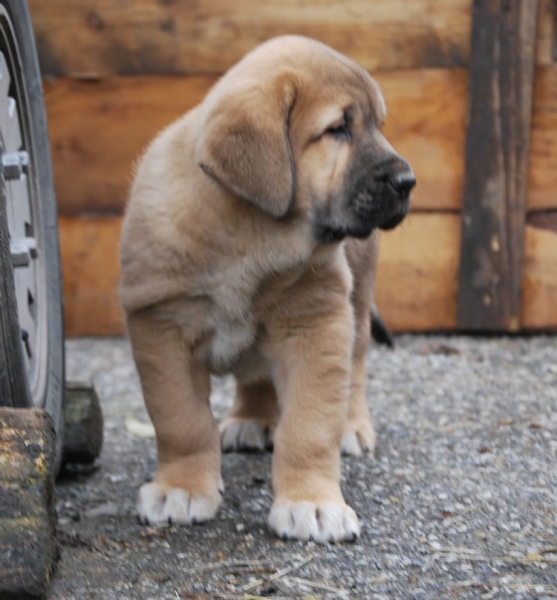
[[522, 216, 557, 329], [58, 210, 557, 335], [44, 75, 215, 215], [58, 213, 461, 336], [457, 0, 538, 331], [535, 0, 556, 65], [58, 215, 124, 337], [44, 69, 468, 215], [528, 65, 557, 210], [41, 65, 557, 216], [376, 213, 461, 332], [375, 68, 468, 212], [29, 0, 472, 77]]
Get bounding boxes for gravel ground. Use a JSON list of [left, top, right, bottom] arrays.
[[49, 335, 557, 599]]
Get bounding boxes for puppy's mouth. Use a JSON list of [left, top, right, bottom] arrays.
[[379, 212, 406, 231], [347, 190, 410, 237], [346, 163, 414, 234], [312, 172, 413, 244], [313, 197, 410, 244], [376, 197, 410, 231]]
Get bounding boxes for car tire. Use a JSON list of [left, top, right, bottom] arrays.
[[0, 0, 65, 473]]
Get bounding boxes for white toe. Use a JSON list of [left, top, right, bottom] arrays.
[[269, 500, 360, 543], [137, 482, 166, 524], [137, 482, 221, 526], [341, 424, 376, 457], [341, 429, 363, 456], [189, 494, 219, 523], [161, 489, 191, 524]]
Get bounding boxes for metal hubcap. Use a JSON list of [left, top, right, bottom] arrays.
[[0, 13, 48, 408]]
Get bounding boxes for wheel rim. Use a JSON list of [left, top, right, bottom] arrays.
[[0, 6, 48, 407]]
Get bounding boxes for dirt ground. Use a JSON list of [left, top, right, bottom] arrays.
[[48, 335, 557, 599]]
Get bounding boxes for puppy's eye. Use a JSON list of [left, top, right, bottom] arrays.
[[325, 123, 350, 141]]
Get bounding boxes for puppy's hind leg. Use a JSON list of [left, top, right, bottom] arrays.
[[341, 344, 376, 457], [342, 235, 378, 457], [220, 379, 279, 452], [341, 304, 376, 457], [127, 313, 223, 527]]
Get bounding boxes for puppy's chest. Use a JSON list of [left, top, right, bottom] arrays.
[[202, 317, 258, 373], [195, 267, 306, 375]]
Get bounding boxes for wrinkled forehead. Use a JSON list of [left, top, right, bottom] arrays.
[[228, 37, 387, 124], [298, 47, 387, 123], [304, 64, 387, 127]]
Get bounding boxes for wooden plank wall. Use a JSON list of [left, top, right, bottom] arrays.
[[457, 0, 539, 331], [28, 0, 557, 336]]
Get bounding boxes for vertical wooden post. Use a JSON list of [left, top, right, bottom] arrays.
[[457, 0, 539, 331]]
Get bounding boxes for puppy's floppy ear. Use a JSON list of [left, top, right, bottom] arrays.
[[197, 77, 296, 219]]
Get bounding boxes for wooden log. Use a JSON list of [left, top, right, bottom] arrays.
[[522, 213, 557, 330], [30, 0, 472, 77], [0, 408, 57, 599], [59, 213, 460, 336], [44, 68, 468, 215], [528, 65, 557, 211], [63, 382, 104, 465], [58, 215, 124, 337], [376, 213, 461, 332], [457, 0, 538, 331]]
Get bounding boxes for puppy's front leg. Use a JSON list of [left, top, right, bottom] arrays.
[[267, 304, 360, 543], [127, 313, 222, 526]]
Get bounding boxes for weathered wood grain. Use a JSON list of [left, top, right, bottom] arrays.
[[44, 75, 214, 215], [522, 219, 557, 329], [457, 0, 539, 331], [45, 68, 468, 215], [59, 213, 461, 336], [58, 215, 125, 337], [528, 65, 557, 210], [42, 65, 557, 217], [376, 213, 461, 332], [535, 0, 556, 65], [378, 68, 467, 212], [30, 0, 472, 77]]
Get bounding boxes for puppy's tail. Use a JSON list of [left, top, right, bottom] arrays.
[[370, 303, 394, 349]]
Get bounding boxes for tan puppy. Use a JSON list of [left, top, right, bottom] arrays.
[[120, 36, 414, 543]]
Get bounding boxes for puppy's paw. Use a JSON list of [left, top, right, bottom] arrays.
[[137, 481, 223, 526], [219, 418, 274, 452], [268, 500, 360, 544], [341, 420, 376, 457]]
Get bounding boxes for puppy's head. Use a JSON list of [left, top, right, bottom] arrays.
[[197, 36, 414, 241]]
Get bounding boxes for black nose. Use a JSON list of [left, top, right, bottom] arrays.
[[389, 172, 416, 196]]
